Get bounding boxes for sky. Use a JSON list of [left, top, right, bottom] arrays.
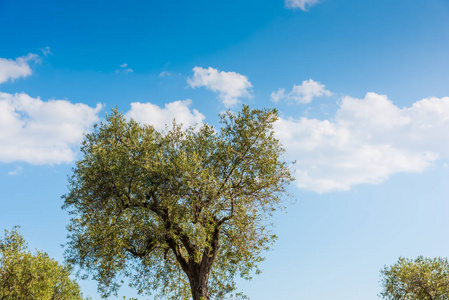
[[1, 0, 449, 299]]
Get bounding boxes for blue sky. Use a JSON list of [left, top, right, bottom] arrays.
[[1, 0, 449, 299]]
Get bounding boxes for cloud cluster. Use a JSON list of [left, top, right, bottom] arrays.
[[0, 92, 102, 164], [187, 67, 252, 108], [125, 99, 205, 131], [0, 95, 204, 165], [0, 54, 208, 166], [272, 79, 332, 104], [285, 0, 320, 11], [0, 54, 39, 84], [2, 52, 447, 194], [275, 93, 449, 193]]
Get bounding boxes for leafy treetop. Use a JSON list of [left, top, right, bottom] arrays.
[[380, 256, 449, 300], [63, 106, 294, 300], [0, 226, 84, 300]]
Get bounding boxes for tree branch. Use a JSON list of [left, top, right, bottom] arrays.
[[214, 121, 267, 200], [126, 236, 157, 258]]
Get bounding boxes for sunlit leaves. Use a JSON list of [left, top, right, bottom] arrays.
[[380, 256, 449, 300], [0, 226, 84, 300]]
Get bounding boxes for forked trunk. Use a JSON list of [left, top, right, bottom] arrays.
[[172, 227, 220, 300]]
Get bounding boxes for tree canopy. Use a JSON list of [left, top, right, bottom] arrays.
[[380, 256, 449, 300], [0, 226, 84, 300], [62, 106, 293, 299]]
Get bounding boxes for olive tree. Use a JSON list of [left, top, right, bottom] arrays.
[[380, 256, 449, 300], [0, 226, 84, 300], [62, 106, 293, 300]]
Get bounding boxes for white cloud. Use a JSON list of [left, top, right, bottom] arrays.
[[275, 92, 449, 193], [125, 99, 205, 131], [271, 88, 286, 103], [272, 79, 332, 104], [285, 0, 320, 11], [0, 92, 102, 165], [8, 166, 23, 176], [0, 53, 39, 84], [187, 67, 252, 108]]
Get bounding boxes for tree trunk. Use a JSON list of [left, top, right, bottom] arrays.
[[188, 227, 220, 300], [189, 269, 210, 300]]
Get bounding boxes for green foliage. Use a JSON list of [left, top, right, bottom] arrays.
[[380, 256, 449, 300], [62, 106, 293, 299], [0, 226, 84, 300]]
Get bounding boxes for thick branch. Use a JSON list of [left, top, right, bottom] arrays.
[[158, 208, 198, 258], [199, 225, 221, 277], [165, 236, 190, 274]]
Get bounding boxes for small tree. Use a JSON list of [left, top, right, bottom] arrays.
[[62, 106, 293, 300], [379, 256, 449, 300], [0, 226, 84, 300]]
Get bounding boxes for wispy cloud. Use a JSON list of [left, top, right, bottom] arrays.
[[159, 71, 172, 78], [0, 92, 102, 165], [285, 0, 320, 11], [272, 79, 332, 104], [40, 46, 52, 57], [125, 99, 205, 131], [0, 53, 39, 84], [8, 166, 23, 176], [276, 92, 449, 193], [116, 63, 134, 74], [187, 66, 252, 108]]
